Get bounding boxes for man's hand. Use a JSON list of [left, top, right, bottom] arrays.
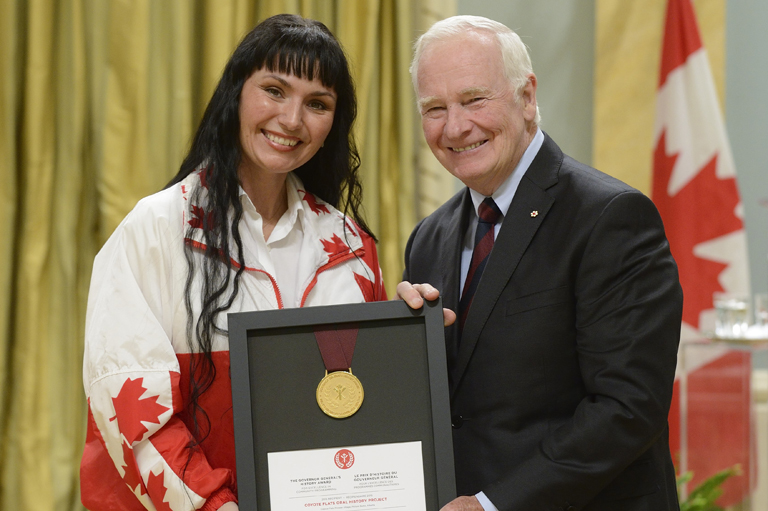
[[395, 281, 456, 326], [440, 496, 484, 511]]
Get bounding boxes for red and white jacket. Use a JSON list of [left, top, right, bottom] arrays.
[[81, 171, 386, 511]]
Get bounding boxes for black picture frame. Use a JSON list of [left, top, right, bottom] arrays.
[[228, 299, 456, 511]]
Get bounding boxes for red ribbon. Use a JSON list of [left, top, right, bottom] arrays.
[[314, 324, 359, 372]]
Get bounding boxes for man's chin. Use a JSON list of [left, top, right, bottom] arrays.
[[447, 166, 489, 187]]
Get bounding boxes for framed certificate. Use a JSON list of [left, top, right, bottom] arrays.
[[228, 299, 455, 511]]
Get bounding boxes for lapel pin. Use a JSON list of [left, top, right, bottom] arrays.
[[530, 210, 539, 218]]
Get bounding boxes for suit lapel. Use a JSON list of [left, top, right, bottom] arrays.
[[451, 135, 562, 394], [440, 191, 472, 373]]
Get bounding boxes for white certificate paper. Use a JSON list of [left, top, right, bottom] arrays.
[[267, 441, 426, 510]]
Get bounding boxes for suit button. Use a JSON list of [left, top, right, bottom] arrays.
[[451, 415, 463, 428]]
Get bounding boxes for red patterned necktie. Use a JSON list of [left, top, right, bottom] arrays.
[[459, 197, 502, 332]]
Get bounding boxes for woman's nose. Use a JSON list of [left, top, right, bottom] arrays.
[[278, 100, 303, 132]]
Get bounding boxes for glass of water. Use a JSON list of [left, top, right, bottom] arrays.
[[713, 292, 749, 338], [755, 293, 768, 333]]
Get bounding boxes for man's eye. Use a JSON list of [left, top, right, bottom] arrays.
[[424, 106, 445, 115]]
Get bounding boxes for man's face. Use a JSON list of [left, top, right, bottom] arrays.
[[416, 32, 537, 196]]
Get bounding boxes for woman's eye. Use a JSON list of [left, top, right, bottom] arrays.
[[308, 100, 328, 111], [264, 87, 282, 98]]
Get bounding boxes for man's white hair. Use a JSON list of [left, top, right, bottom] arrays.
[[410, 15, 541, 125]]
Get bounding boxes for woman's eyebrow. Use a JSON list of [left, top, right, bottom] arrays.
[[264, 74, 336, 99]]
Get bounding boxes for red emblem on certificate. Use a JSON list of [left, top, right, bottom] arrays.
[[334, 448, 355, 469]]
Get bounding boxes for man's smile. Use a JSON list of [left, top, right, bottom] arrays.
[[450, 140, 487, 153]]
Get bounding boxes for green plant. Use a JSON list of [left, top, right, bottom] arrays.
[[678, 465, 741, 511]]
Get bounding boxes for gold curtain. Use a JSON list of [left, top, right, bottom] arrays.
[[0, 1, 419, 509]]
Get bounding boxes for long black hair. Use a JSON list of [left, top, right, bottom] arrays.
[[167, 14, 372, 445]]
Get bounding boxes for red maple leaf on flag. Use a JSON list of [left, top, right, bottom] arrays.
[[300, 190, 331, 215], [147, 470, 173, 511], [652, 130, 743, 328], [321, 234, 351, 258], [188, 205, 216, 231], [111, 377, 170, 444], [120, 439, 147, 495], [353, 272, 375, 302]]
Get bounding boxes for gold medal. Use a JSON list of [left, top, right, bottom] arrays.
[[316, 370, 364, 419]]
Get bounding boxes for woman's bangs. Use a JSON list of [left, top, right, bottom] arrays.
[[262, 36, 343, 89]]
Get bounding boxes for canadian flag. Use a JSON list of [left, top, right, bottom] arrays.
[[652, 0, 752, 505]]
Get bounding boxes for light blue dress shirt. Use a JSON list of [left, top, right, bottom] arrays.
[[459, 128, 544, 294]]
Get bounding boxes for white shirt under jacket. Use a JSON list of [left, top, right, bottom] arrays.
[[80, 170, 386, 511]]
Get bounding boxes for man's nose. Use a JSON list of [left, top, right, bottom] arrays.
[[279, 100, 303, 132], [444, 105, 472, 139]]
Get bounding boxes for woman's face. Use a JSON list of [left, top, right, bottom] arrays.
[[238, 67, 337, 179]]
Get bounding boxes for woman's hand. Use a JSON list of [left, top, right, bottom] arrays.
[[217, 502, 239, 511], [395, 281, 456, 326]]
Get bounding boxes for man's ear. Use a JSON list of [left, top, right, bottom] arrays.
[[521, 74, 537, 122]]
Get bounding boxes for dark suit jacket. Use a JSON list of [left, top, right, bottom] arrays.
[[403, 134, 683, 511]]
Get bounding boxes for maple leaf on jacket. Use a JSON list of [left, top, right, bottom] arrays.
[[300, 190, 331, 215], [147, 470, 173, 511], [120, 439, 147, 495], [321, 234, 351, 258], [652, 130, 743, 328], [198, 167, 212, 188], [353, 272, 375, 302], [344, 219, 359, 238], [111, 377, 170, 444], [188, 205, 216, 231]]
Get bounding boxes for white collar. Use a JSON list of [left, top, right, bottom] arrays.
[[238, 173, 305, 243], [469, 128, 544, 217]]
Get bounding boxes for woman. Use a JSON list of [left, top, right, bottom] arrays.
[[80, 15, 385, 511]]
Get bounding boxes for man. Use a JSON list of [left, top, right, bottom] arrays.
[[398, 15, 683, 511]]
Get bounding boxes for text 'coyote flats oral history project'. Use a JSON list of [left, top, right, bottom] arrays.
[[267, 441, 426, 510]]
